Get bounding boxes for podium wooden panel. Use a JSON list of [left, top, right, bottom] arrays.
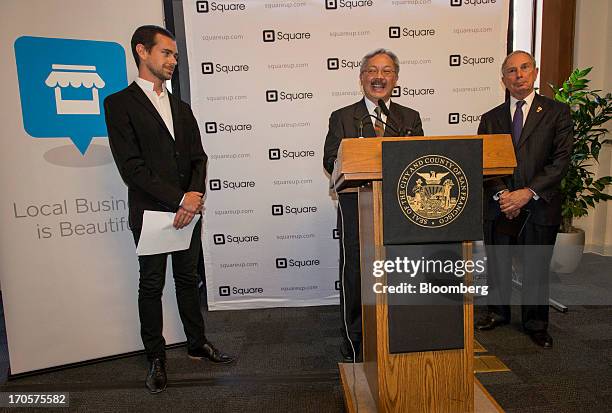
[[334, 134, 515, 413], [333, 135, 516, 191]]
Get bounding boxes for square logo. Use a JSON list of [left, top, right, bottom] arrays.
[[219, 286, 230, 296], [196, 1, 209, 12], [272, 204, 284, 216], [266, 90, 278, 102], [213, 234, 225, 245], [205, 122, 217, 134], [269, 148, 281, 160], [263, 30, 275, 42], [201, 62, 214, 74], [209, 179, 221, 191], [276, 258, 288, 269], [449, 54, 461, 66], [450, 0, 462, 6], [389, 27, 401, 38], [335, 280, 340, 290], [326, 0, 338, 9], [327, 58, 339, 70], [391, 86, 401, 98], [448, 113, 460, 124], [14, 36, 128, 154], [332, 229, 339, 239]]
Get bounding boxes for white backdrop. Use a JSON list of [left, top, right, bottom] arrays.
[[182, 0, 510, 310], [0, 0, 189, 375]]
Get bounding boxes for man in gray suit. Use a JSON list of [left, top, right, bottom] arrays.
[[476, 51, 573, 348], [323, 49, 424, 362]]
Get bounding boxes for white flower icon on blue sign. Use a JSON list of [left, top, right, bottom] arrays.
[[14, 36, 128, 154]]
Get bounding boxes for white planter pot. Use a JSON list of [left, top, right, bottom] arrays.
[[550, 228, 586, 274]]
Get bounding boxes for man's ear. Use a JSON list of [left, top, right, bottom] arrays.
[[136, 44, 147, 61]]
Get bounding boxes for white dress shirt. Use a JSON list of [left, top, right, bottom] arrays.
[[509, 90, 535, 127], [135, 77, 175, 139]]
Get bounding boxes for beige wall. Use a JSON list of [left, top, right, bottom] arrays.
[[573, 0, 612, 255]]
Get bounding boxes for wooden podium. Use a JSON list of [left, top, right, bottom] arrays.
[[333, 135, 515, 413]]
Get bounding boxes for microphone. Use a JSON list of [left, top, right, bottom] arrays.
[[354, 112, 400, 137], [377, 99, 410, 136]]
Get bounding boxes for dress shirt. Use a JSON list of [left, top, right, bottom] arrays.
[[135, 77, 174, 139], [509, 90, 535, 127]]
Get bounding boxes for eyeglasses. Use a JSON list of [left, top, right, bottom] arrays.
[[363, 67, 396, 77]]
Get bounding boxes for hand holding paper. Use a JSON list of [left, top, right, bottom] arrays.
[[136, 210, 201, 256]]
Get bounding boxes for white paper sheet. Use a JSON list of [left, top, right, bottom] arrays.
[[136, 211, 200, 256]]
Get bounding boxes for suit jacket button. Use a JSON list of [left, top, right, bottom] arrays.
[[175, 151, 180, 157], [180, 173, 185, 178]]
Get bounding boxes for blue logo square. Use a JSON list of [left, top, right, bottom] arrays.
[[14, 36, 128, 154]]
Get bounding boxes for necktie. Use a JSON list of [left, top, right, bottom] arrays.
[[512, 100, 525, 145], [374, 107, 384, 137]]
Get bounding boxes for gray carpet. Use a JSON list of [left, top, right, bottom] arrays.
[[0, 305, 345, 412], [0, 253, 610, 412]]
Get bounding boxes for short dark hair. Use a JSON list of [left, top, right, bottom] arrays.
[[131, 25, 175, 67]]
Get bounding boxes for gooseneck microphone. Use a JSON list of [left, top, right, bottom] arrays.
[[377, 99, 411, 136], [354, 112, 400, 137]]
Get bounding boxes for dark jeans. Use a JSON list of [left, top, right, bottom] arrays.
[[132, 219, 206, 360]]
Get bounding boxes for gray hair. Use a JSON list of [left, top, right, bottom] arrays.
[[360, 48, 400, 74], [501, 50, 537, 74]]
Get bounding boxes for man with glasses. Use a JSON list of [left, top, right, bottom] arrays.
[[476, 51, 573, 348], [323, 49, 424, 362]]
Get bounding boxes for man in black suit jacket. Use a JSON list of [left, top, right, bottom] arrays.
[[104, 26, 233, 394], [323, 49, 424, 362], [476, 51, 573, 348]]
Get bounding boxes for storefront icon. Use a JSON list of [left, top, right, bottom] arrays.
[[45, 64, 105, 115]]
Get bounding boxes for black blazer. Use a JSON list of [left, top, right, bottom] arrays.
[[477, 93, 573, 225], [323, 98, 424, 174], [104, 82, 207, 230]]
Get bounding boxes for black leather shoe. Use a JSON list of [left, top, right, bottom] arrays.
[[529, 331, 553, 348], [145, 358, 167, 394], [188, 341, 235, 364], [340, 341, 361, 363], [475, 314, 509, 331]]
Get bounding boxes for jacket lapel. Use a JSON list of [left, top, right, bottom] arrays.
[[498, 100, 512, 134], [384, 102, 401, 137], [353, 99, 376, 137], [517, 94, 545, 149], [169, 93, 182, 145], [128, 82, 174, 140]]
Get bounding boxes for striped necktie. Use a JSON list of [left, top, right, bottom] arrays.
[[374, 107, 384, 137]]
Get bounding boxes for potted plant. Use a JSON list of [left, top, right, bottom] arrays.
[[550, 68, 612, 273]]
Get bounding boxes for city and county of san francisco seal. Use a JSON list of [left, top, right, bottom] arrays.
[[397, 155, 468, 228]]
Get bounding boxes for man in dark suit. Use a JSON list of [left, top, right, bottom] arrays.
[[104, 25, 233, 394], [323, 49, 424, 362], [476, 51, 573, 348]]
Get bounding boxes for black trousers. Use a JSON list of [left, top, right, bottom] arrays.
[[338, 193, 362, 345], [484, 219, 558, 333], [132, 220, 206, 360]]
